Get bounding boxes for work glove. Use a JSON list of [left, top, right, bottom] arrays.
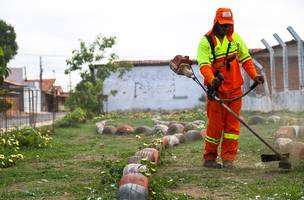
[[211, 73, 224, 88], [211, 77, 222, 88], [254, 75, 264, 84]]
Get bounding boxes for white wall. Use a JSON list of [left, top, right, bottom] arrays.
[[243, 90, 304, 112], [23, 82, 41, 113], [6, 68, 24, 83], [103, 65, 204, 111], [104, 64, 304, 112]]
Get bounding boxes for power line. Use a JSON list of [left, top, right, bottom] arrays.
[[18, 53, 69, 57]]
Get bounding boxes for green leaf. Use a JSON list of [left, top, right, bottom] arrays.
[[0, 47, 3, 57], [65, 34, 133, 114]]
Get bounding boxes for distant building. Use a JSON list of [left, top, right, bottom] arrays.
[[103, 60, 203, 112], [2, 79, 26, 114], [25, 79, 69, 112], [3, 68, 69, 113]]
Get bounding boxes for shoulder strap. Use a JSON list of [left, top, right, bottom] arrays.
[[206, 34, 233, 71], [224, 41, 232, 71], [205, 34, 216, 63]]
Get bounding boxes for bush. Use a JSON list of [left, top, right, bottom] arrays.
[[56, 107, 87, 127], [0, 127, 52, 168], [0, 132, 23, 168], [13, 128, 52, 148], [70, 107, 87, 123]]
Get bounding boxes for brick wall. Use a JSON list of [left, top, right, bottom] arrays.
[[251, 40, 301, 94], [253, 56, 300, 93]]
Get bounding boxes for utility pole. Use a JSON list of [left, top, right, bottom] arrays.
[[39, 56, 43, 111], [24, 66, 27, 81]]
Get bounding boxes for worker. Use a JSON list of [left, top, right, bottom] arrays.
[[197, 8, 264, 168]]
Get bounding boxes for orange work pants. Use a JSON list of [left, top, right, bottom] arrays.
[[204, 87, 242, 161]]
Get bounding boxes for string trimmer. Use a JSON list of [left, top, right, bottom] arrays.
[[169, 55, 291, 170]]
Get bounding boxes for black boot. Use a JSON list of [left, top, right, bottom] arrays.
[[203, 160, 222, 169], [222, 160, 234, 169]]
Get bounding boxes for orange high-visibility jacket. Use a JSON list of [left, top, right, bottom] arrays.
[[197, 32, 257, 92]]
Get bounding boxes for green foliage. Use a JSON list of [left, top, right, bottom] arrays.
[[65, 80, 103, 116], [140, 159, 173, 199], [65, 35, 133, 114], [12, 128, 52, 148], [0, 20, 18, 86], [148, 176, 195, 200], [0, 127, 52, 168], [70, 107, 87, 122], [137, 135, 163, 154], [87, 158, 125, 199], [65, 35, 116, 74], [0, 131, 23, 168], [56, 107, 87, 127], [134, 135, 196, 199]]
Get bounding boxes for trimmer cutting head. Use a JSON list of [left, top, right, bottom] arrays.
[[278, 158, 292, 170], [261, 153, 291, 170]]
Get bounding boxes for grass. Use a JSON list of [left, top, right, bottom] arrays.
[[0, 109, 304, 199], [157, 121, 304, 200], [0, 122, 144, 200]]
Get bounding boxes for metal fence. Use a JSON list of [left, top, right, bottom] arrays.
[[0, 87, 65, 130], [242, 26, 304, 111]]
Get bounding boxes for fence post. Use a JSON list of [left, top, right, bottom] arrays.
[[253, 58, 270, 96], [273, 33, 289, 92], [31, 90, 36, 127], [287, 26, 304, 90], [52, 87, 57, 133], [261, 39, 276, 95], [28, 89, 32, 126]]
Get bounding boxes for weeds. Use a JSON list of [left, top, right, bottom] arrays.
[[0, 127, 52, 168]]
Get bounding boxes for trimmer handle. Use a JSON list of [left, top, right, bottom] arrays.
[[207, 72, 224, 101], [249, 81, 259, 90], [216, 73, 224, 81]]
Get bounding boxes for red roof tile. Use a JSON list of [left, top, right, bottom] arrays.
[[25, 79, 56, 92]]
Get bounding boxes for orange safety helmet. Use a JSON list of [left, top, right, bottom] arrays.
[[212, 8, 234, 41]]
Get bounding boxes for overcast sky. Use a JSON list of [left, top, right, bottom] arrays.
[[2, 0, 304, 91]]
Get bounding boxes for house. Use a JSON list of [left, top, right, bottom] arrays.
[[2, 79, 26, 115], [3, 68, 69, 113], [25, 79, 69, 112], [52, 85, 69, 111]]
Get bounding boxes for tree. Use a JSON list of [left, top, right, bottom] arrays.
[[65, 35, 133, 115], [0, 20, 18, 86]]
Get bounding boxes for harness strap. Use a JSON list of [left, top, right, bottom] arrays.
[[205, 34, 232, 71], [205, 34, 216, 63], [224, 41, 232, 71]]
